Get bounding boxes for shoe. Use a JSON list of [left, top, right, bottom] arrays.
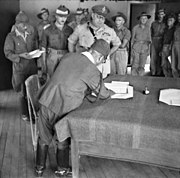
[[35, 167, 44, 177], [35, 142, 49, 177], [54, 167, 72, 177], [21, 115, 30, 122]]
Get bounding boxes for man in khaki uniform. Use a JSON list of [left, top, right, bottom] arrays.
[[68, 5, 121, 78], [41, 5, 73, 77], [131, 12, 151, 76]]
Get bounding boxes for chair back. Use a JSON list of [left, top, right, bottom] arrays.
[[25, 74, 41, 152]]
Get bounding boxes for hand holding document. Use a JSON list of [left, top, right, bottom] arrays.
[[159, 89, 180, 106], [19, 49, 44, 59], [28, 49, 45, 58], [104, 81, 133, 99]]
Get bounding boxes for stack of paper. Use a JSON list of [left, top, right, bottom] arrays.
[[159, 89, 180, 106], [104, 81, 133, 99], [28, 49, 45, 58]]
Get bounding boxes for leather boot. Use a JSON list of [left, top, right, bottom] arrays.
[[35, 142, 48, 177], [55, 147, 72, 177]]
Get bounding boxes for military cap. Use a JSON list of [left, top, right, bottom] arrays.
[[37, 8, 49, 19], [55, 5, 70, 17], [75, 8, 84, 15], [167, 12, 176, 20], [137, 12, 151, 20], [91, 39, 110, 57], [92, 5, 110, 17], [157, 8, 165, 14], [15, 11, 29, 24], [112, 12, 127, 23]]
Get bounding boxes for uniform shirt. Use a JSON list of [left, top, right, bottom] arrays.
[[41, 23, 73, 50], [113, 26, 131, 49], [131, 24, 151, 53], [162, 26, 175, 45], [39, 52, 110, 116], [4, 29, 37, 64], [68, 22, 120, 49], [174, 24, 180, 42], [151, 21, 166, 38], [37, 20, 50, 43]]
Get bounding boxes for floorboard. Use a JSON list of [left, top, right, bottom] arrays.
[[0, 90, 180, 178]]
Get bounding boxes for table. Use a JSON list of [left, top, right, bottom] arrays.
[[55, 75, 180, 178]]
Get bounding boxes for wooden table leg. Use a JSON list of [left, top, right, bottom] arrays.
[[71, 139, 79, 178]]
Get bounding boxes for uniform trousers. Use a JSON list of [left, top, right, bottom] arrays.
[[131, 49, 148, 76], [110, 48, 128, 75], [161, 45, 172, 77], [38, 104, 69, 150], [171, 41, 180, 78], [46, 48, 67, 77], [150, 37, 163, 76]]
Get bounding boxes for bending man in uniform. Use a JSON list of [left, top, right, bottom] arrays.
[[35, 39, 115, 177]]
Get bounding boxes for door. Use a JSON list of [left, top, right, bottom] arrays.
[[0, 1, 19, 90]]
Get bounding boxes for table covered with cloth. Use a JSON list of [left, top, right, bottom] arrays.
[[55, 75, 180, 178]]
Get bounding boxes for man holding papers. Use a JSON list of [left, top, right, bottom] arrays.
[[4, 11, 38, 122]]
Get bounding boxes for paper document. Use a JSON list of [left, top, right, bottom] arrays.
[[159, 89, 180, 106], [104, 81, 133, 99], [28, 49, 44, 58]]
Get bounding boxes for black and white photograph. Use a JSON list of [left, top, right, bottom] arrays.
[[0, 0, 180, 177]]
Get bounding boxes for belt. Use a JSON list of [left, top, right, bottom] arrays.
[[135, 41, 147, 44], [152, 36, 162, 39], [48, 48, 68, 55], [79, 46, 90, 50]]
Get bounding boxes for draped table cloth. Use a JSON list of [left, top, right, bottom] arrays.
[[55, 75, 180, 178]]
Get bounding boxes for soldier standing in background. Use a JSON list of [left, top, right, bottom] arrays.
[[171, 11, 180, 78], [150, 9, 166, 76], [131, 12, 151, 76], [161, 13, 176, 77], [111, 12, 131, 75], [36, 8, 51, 75], [40, 5, 73, 77]]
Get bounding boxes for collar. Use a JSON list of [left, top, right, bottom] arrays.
[[15, 28, 29, 41], [81, 51, 102, 72], [81, 51, 95, 64], [55, 21, 64, 30], [115, 25, 126, 31]]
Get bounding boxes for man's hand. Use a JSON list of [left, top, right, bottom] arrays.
[[109, 89, 116, 96], [19, 52, 32, 60]]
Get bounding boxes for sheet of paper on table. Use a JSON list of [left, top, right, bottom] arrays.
[[159, 88, 180, 106], [28, 49, 45, 58], [104, 81, 133, 99]]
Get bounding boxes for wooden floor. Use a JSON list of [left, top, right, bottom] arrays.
[[0, 90, 179, 178]]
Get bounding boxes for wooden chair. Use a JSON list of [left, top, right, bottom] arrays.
[[25, 74, 41, 155]]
